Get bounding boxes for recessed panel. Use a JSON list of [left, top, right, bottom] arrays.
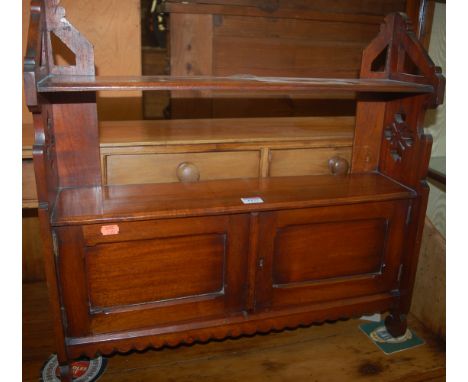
[[86, 233, 226, 308], [273, 219, 387, 285]]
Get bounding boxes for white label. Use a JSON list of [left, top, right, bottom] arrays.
[[360, 313, 381, 322], [241, 197, 264, 204]]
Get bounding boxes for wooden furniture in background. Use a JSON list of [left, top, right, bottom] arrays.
[[24, 1, 444, 380], [162, 0, 435, 118]]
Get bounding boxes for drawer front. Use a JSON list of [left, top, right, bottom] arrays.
[[269, 147, 352, 177], [106, 151, 260, 185], [22, 159, 38, 207], [57, 215, 250, 336], [255, 200, 409, 310]]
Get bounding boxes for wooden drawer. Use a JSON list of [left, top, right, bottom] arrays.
[[106, 151, 260, 185], [269, 147, 352, 177], [22, 159, 38, 208]]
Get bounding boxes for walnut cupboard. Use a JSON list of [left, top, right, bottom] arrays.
[[24, 1, 444, 380]]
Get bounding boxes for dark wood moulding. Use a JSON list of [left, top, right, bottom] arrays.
[[37, 74, 434, 94]]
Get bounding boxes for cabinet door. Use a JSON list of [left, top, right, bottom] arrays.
[[255, 200, 409, 310], [56, 214, 249, 336]]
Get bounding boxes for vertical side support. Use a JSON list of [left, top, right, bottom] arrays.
[[41, 0, 101, 188], [50, 93, 101, 187], [379, 94, 433, 332], [351, 99, 386, 173], [356, 12, 444, 336], [38, 208, 71, 381], [24, 1, 102, 377]]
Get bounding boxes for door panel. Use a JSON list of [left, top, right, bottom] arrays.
[[255, 200, 409, 310], [57, 214, 250, 336], [86, 233, 226, 309], [273, 218, 387, 284]]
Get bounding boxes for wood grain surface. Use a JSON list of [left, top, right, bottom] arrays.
[[162, 1, 405, 23], [22, 159, 38, 208], [37, 75, 435, 93], [106, 151, 260, 185], [269, 147, 352, 177], [52, 174, 415, 226], [86, 234, 225, 308], [23, 117, 354, 152], [22, 210, 44, 282], [255, 201, 408, 309], [164, 0, 433, 118]]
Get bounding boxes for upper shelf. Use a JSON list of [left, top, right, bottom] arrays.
[[37, 75, 434, 95]]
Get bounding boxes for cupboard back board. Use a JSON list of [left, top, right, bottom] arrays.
[[164, 0, 435, 118]]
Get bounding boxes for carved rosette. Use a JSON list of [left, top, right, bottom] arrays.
[[383, 113, 415, 162]]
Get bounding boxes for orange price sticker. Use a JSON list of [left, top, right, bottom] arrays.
[[100, 225, 120, 236]]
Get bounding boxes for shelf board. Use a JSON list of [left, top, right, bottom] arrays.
[[52, 174, 415, 226], [23, 117, 354, 154], [99, 116, 354, 148], [37, 75, 434, 94]]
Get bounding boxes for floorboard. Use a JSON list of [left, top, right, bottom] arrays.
[[23, 282, 445, 381]]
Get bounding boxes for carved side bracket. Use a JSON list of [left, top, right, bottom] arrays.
[[43, 0, 95, 76], [24, 0, 96, 108], [360, 12, 445, 108], [24, 0, 97, 206], [24, 0, 46, 109], [357, 12, 443, 188]]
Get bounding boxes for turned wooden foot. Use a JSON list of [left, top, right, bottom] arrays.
[[384, 312, 408, 338], [58, 363, 72, 382]]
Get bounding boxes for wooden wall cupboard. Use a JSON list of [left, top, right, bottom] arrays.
[[24, 1, 444, 380]]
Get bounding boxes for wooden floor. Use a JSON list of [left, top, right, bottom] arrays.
[[23, 283, 445, 382]]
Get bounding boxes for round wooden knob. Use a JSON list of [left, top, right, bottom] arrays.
[[328, 156, 349, 175], [176, 162, 200, 183]]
